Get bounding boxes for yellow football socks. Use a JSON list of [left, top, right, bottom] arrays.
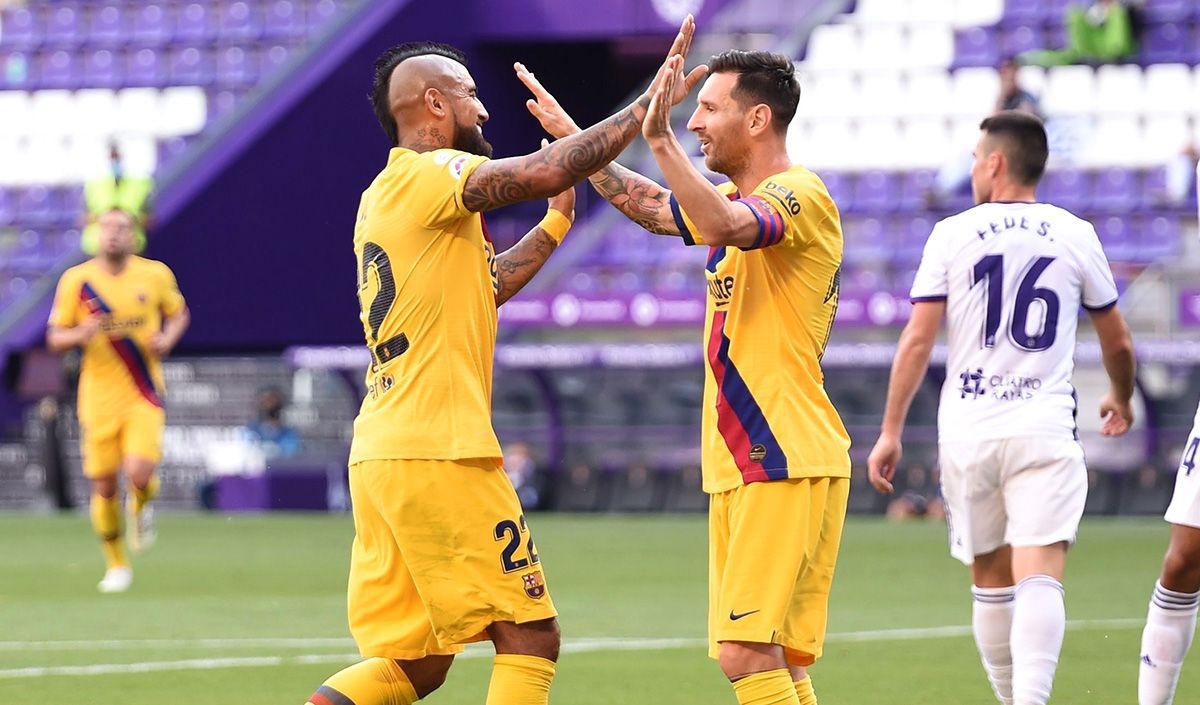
[[794, 675, 818, 705], [90, 493, 127, 569], [131, 475, 160, 514], [732, 669, 801, 705], [307, 658, 417, 705], [484, 654, 556, 705]]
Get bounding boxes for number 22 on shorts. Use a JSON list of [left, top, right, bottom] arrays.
[[494, 514, 541, 573]]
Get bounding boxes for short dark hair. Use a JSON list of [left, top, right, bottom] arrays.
[[370, 42, 467, 147], [979, 110, 1049, 185], [707, 50, 800, 135]]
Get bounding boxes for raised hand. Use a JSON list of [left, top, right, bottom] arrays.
[[515, 63, 581, 139], [660, 14, 708, 106], [643, 55, 681, 142]]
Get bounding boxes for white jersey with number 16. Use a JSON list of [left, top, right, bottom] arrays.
[[910, 202, 1119, 442]]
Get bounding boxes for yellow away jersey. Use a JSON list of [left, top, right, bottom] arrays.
[[349, 147, 504, 464], [671, 165, 852, 493], [48, 257, 185, 423]]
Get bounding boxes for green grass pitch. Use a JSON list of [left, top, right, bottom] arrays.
[[0, 512, 1196, 704]]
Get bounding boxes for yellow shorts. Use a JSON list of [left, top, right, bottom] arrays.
[[347, 458, 557, 660], [79, 400, 165, 478], [708, 477, 849, 666]]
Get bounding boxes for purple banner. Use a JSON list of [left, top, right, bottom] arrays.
[[498, 290, 914, 329]]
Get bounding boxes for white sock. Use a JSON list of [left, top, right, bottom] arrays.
[[1010, 575, 1065, 705], [973, 585, 1015, 705], [1139, 580, 1200, 705]]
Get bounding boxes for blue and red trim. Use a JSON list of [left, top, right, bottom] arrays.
[[736, 195, 786, 250], [79, 281, 163, 408], [706, 309, 789, 483]]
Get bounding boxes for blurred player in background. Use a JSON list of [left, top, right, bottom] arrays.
[[1139, 182, 1200, 704], [521, 48, 849, 705], [46, 207, 190, 593], [867, 111, 1136, 705], [304, 19, 694, 705]]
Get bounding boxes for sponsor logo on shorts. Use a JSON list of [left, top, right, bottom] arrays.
[[748, 444, 767, 463], [522, 570, 546, 599], [729, 609, 760, 621]]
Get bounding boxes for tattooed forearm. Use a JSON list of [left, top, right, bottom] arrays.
[[494, 227, 559, 307], [463, 98, 650, 213], [588, 163, 677, 235]]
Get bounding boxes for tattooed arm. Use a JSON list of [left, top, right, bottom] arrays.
[[588, 162, 678, 235], [494, 186, 575, 307]]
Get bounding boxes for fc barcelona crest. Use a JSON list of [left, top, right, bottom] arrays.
[[522, 571, 546, 599]]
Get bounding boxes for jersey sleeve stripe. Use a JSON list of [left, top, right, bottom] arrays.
[[1082, 298, 1118, 312], [736, 199, 768, 249], [911, 295, 948, 303], [706, 309, 790, 483], [669, 194, 698, 246], [108, 338, 164, 408]]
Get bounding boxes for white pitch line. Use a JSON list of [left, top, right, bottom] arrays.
[[0, 619, 1146, 680]]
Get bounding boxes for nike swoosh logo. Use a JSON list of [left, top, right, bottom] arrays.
[[729, 609, 760, 621]]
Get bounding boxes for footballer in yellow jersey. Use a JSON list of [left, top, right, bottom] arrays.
[[47, 208, 189, 593], [522, 49, 849, 705], [307, 23, 695, 705]]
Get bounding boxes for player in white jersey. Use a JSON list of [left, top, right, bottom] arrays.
[[867, 111, 1137, 705], [1136, 185, 1200, 705]]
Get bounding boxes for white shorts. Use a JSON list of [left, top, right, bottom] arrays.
[[1165, 420, 1200, 529], [938, 436, 1087, 565]]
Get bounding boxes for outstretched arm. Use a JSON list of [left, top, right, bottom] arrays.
[[461, 15, 698, 213]]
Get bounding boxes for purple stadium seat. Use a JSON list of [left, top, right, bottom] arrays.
[[0, 50, 36, 89], [307, 0, 340, 33], [1142, 0, 1195, 22], [132, 4, 174, 46], [1139, 216, 1181, 261], [206, 88, 240, 125], [83, 48, 122, 88], [218, 1, 265, 42], [894, 216, 933, 265], [261, 43, 296, 76], [953, 27, 1000, 68], [818, 172, 855, 213], [216, 45, 259, 86], [1004, 0, 1050, 24], [16, 187, 54, 227], [176, 2, 217, 43], [58, 185, 84, 216], [852, 171, 899, 214], [39, 49, 80, 89], [1041, 169, 1091, 212], [1096, 216, 1137, 262], [898, 169, 936, 213], [170, 46, 215, 85], [0, 6, 42, 50], [841, 217, 889, 266], [1141, 24, 1190, 64], [44, 4, 84, 48], [126, 47, 167, 86], [1091, 168, 1140, 214], [0, 189, 13, 226], [264, 0, 306, 39], [1001, 26, 1047, 57], [87, 3, 128, 47]]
